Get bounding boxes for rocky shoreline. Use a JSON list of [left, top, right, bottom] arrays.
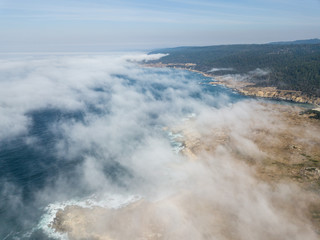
[[50, 102, 320, 239], [143, 63, 320, 106], [48, 64, 320, 240], [211, 75, 320, 105]]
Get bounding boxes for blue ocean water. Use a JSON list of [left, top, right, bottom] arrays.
[[1, 63, 307, 239]]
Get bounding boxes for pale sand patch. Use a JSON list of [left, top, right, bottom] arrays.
[[51, 103, 320, 240]]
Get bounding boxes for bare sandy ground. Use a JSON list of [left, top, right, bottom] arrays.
[[51, 102, 320, 240]]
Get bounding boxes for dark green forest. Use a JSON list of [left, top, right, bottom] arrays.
[[150, 43, 320, 97]]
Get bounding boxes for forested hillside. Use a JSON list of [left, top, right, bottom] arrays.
[[150, 43, 320, 97]]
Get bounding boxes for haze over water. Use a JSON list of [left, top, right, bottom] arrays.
[[0, 53, 247, 239], [1, 0, 320, 239]]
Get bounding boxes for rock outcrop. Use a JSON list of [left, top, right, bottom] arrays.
[[211, 76, 320, 105]]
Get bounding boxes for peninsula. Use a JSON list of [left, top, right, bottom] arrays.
[[148, 40, 320, 105]]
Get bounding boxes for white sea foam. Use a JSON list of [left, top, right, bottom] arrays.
[[166, 113, 196, 154], [167, 131, 185, 153], [30, 194, 141, 240]]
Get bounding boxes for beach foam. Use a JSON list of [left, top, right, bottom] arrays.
[[31, 194, 140, 239]]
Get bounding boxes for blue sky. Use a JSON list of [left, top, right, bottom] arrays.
[[0, 0, 320, 51]]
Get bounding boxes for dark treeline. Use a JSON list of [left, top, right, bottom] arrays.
[[150, 43, 320, 97]]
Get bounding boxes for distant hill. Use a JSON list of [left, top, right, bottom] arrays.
[[269, 38, 320, 45], [149, 42, 320, 97]]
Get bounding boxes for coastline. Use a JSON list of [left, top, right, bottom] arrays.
[[45, 63, 320, 239], [143, 63, 320, 106], [49, 102, 320, 239]]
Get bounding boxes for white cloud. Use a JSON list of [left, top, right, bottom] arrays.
[[0, 53, 318, 239], [208, 67, 234, 72]]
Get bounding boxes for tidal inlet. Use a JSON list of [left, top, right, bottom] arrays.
[[0, 53, 319, 240]]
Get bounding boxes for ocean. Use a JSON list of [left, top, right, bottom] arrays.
[[0, 53, 307, 239]]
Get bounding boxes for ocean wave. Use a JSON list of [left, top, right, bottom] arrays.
[[28, 194, 141, 239]]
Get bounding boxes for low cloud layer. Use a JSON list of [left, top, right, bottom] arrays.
[[0, 53, 318, 239], [208, 67, 234, 72]]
